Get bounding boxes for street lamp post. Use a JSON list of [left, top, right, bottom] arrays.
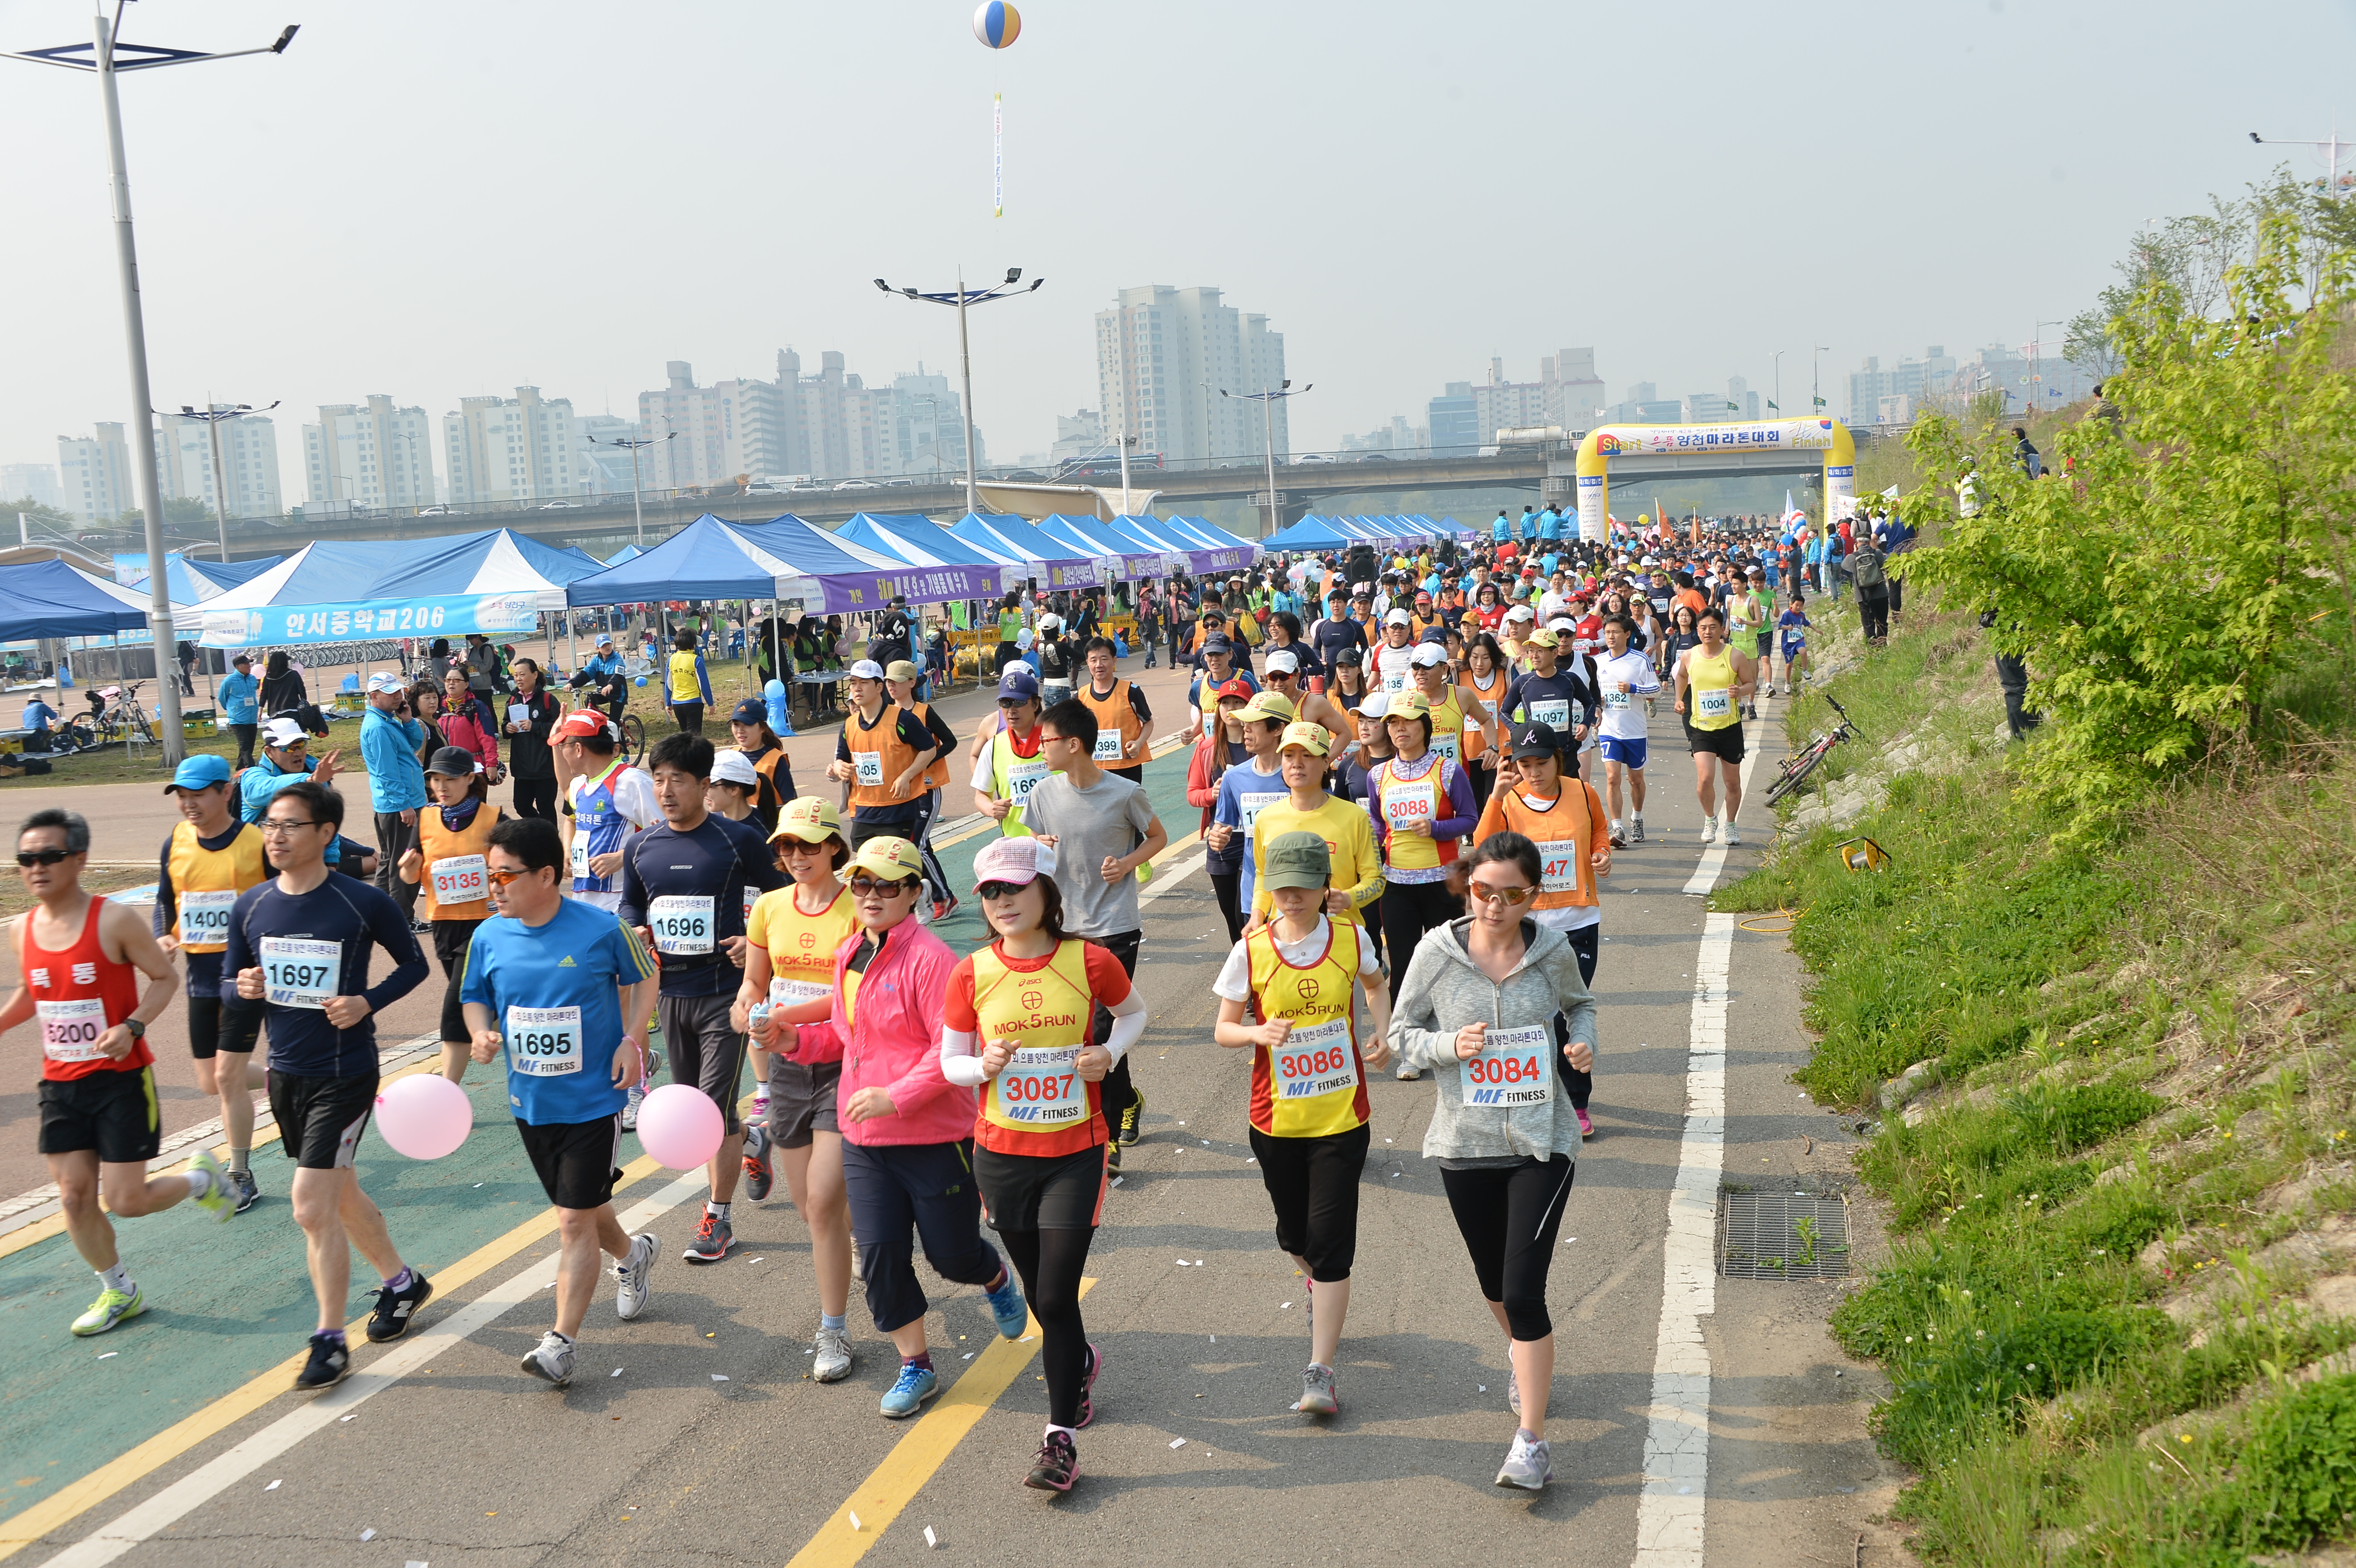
[[1219, 381, 1312, 540], [1812, 345, 1831, 415], [589, 430, 678, 548], [1771, 349, 1784, 416], [4, 8, 296, 766], [875, 269, 1045, 518], [178, 398, 277, 562]]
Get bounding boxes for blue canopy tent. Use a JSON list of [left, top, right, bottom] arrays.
[[0, 561, 154, 641], [562, 515, 836, 608], [736, 513, 1011, 609], [831, 512, 1024, 594], [1261, 515, 1363, 553], [124, 552, 283, 607], [602, 544, 643, 567], [949, 512, 1105, 591], [193, 528, 606, 648], [1040, 514, 1169, 581], [1157, 517, 1257, 575]]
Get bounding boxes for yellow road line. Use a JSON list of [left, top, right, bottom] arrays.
[[785, 1279, 1095, 1567], [0, 1151, 666, 1559]]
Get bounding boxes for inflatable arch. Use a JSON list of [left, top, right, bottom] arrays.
[[1572, 418, 1855, 541]]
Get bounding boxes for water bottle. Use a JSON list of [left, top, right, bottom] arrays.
[[749, 1001, 772, 1041]]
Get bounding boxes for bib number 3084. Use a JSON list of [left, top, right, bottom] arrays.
[[1462, 1023, 1553, 1107]]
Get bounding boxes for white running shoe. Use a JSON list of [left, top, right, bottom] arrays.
[[521, 1330, 576, 1387], [614, 1232, 657, 1321], [1631, 815, 1646, 844], [812, 1325, 853, 1383], [1699, 817, 1718, 844], [622, 1084, 644, 1130], [1723, 821, 1742, 847]]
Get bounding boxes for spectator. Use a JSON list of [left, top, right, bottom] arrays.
[[437, 666, 502, 778], [462, 632, 507, 700], [502, 656, 562, 820], [665, 627, 712, 736], [360, 670, 429, 919], [21, 692, 57, 753], [218, 652, 260, 766], [1848, 531, 1890, 645], [257, 649, 306, 716], [2013, 425, 2042, 479], [174, 638, 198, 696]]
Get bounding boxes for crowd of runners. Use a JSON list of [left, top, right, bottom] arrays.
[[4, 502, 1832, 1498]]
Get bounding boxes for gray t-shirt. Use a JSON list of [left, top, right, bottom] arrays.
[[1023, 768, 1158, 939]]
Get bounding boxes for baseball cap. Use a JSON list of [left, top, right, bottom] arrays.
[[1510, 720, 1564, 759], [1212, 677, 1254, 704], [730, 697, 767, 725], [230, 653, 252, 667], [426, 745, 480, 777], [1277, 720, 1332, 756], [972, 835, 1055, 891], [262, 716, 306, 749], [848, 658, 886, 681], [847, 836, 924, 884], [1386, 690, 1432, 719], [709, 750, 759, 789], [1383, 609, 1411, 627], [365, 671, 404, 695], [1262, 831, 1332, 891], [1357, 691, 1390, 720], [1036, 612, 1060, 632], [1524, 628, 1560, 650], [164, 754, 232, 794], [1414, 590, 1432, 604], [1201, 635, 1235, 655], [553, 710, 612, 741], [1264, 649, 1301, 675], [996, 666, 1041, 701], [769, 795, 844, 844], [594, 633, 613, 647], [1332, 646, 1363, 666], [884, 659, 920, 684], [1505, 604, 1535, 621], [1408, 643, 1448, 668], [1238, 690, 1297, 724]]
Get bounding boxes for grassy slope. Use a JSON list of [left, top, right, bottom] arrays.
[[1720, 594, 2356, 1566]]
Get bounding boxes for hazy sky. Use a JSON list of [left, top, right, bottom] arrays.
[[4, 0, 2353, 484]]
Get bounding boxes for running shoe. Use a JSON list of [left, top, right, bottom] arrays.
[[1294, 1362, 1339, 1416], [1495, 1434, 1553, 1491], [367, 1271, 434, 1342], [984, 1272, 1029, 1339], [1024, 1429, 1080, 1492], [750, 1094, 771, 1124], [741, 1123, 774, 1202], [1576, 1107, 1594, 1139], [1698, 817, 1718, 845], [294, 1331, 352, 1391], [622, 1083, 644, 1131], [1632, 816, 1646, 845], [1609, 821, 1628, 849], [70, 1285, 144, 1337], [684, 1210, 734, 1265], [521, 1330, 576, 1387], [880, 1361, 939, 1419], [1723, 821, 1742, 847], [1395, 1065, 1422, 1080], [1116, 1089, 1145, 1147], [1508, 1374, 1522, 1418], [812, 1325, 853, 1383], [1104, 1139, 1122, 1177], [188, 1149, 234, 1224], [228, 1167, 261, 1214], [1076, 1342, 1104, 1429], [614, 1233, 657, 1321]]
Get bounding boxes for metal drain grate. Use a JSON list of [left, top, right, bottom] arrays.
[[1716, 1190, 1852, 1279]]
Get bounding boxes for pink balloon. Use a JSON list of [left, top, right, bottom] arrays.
[[636, 1083, 724, 1169], [374, 1073, 473, 1160]]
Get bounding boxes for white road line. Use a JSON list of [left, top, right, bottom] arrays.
[[1633, 909, 1735, 1568], [43, 1170, 709, 1568], [1134, 851, 1206, 907]]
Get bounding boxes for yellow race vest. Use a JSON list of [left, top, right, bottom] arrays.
[[1246, 918, 1369, 1138], [975, 940, 1096, 1139], [165, 821, 267, 953], [1686, 645, 1740, 731]]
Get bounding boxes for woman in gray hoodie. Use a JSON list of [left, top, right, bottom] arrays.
[[1387, 829, 1597, 1493]]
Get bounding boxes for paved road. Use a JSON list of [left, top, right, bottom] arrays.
[[0, 684, 1909, 1568]]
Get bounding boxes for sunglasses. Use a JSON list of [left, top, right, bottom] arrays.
[[16, 847, 75, 867], [1467, 881, 1536, 907], [975, 879, 1035, 901], [777, 838, 835, 855], [484, 868, 531, 887], [848, 873, 918, 898]]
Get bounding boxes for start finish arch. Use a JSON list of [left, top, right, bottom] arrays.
[[1571, 418, 1855, 541]]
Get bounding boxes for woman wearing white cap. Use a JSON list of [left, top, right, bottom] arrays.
[[942, 836, 1145, 1492], [1371, 610, 1418, 697]]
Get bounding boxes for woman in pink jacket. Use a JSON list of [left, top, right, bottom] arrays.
[[770, 835, 1030, 1419]]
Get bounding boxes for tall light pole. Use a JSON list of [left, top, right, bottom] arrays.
[[1220, 381, 1312, 540], [5, 8, 297, 766], [2250, 126, 2356, 199], [590, 430, 678, 548], [177, 399, 276, 562], [875, 268, 1045, 518], [1812, 345, 1831, 415], [1771, 349, 1785, 416]]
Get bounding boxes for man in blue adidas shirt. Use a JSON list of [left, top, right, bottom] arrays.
[[464, 816, 661, 1387], [224, 779, 431, 1392]]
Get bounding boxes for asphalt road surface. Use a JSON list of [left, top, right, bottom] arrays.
[[0, 679, 1911, 1568]]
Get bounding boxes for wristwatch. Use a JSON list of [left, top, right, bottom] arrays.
[[125, 1018, 146, 1040]]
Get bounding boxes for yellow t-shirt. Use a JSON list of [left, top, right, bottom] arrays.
[[1249, 793, 1384, 925]]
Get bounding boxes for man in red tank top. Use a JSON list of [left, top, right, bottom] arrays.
[[1, 808, 235, 1338]]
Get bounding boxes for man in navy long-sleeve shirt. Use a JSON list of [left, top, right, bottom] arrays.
[[223, 778, 433, 1390]]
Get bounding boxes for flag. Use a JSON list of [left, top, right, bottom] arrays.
[[1784, 489, 1795, 517], [1881, 484, 1900, 499], [1812, 395, 1827, 409], [1725, 400, 1739, 414], [1767, 399, 1780, 412]]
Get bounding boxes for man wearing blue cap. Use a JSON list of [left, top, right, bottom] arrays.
[[155, 755, 271, 1209], [359, 672, 428, 923], [969, 666, 1050, 838]]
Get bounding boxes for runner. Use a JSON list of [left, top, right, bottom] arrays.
[[762, 837, 1029, 1419], [461, 817, 661, 1386], [1739, 566, 1777, 707], [1369, 609, 1417, 697], [1408, 641, 1492, 774], [1777, 592, 1814, 692], [1246, 720, 1383, 950], [1671, 606, 1757, 847], [225, 781, 434, 1388], [1334, 693, 1394, 975], [555, 711, 664, 1123], [1075, 635, 1154, 791], [153, 756, 270, 1211], [617, 733, 786, 1264], [1180, 634, 1256, 741], [886, 659, 962, 922], [397, 747, 502, 1083], [1388, 830, 1597, 1492], [970, 666, 1051, 839], [942, 837, 1147, 1491], [1461, 633, 1510, 812], [1258, 650, 1351, 761], [1211, 831, 1391, 1416], [1186, 679, 1256, 945], [1211, 691, 1297, 926], [1592, 615, 1661, 846], [1365, 689, 1478, 1073], [9, 807, 232, 1337], [736, 797, 860, 1383], [726, 698, 795, 833], [829, 658, 940, 854], [1021, 699, 1167, 1174]]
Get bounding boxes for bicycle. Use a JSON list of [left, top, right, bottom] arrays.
[[618, 713, 646, 766], [1765, 693, 1864, 806]]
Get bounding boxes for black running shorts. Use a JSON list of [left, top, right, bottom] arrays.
[[518, 1113, 624, 1210], [765, 1056, 841, 1150], [186, 994, 260, 1061], [1684, 720, 1746, 763], [659, 991, 750, 1136], [270, 1069, 379, 1170], [975, 1141, 1109, 1233], [37, 1067, 161, 1164]]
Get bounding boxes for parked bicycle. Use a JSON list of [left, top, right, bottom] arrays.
[[1765, 693, 1864, 806]]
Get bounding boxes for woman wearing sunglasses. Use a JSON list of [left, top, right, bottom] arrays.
[[733, 797, 860, 1386], [760, 836, 1029, 1421], [1386, 830, 1596, 1494], [396, 746, 503, 1084], [940, 836, 1146, 1492]]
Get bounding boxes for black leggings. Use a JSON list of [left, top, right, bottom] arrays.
[[1440, 1155, 1576, 1341], [1559, 923, 1599, 1111], [431, 919, 482, 1044], [1381, 879, 1460, 999], [1208, 866, 1244, 945], [999, 1227, 1096, 1427], [909, 788, 949, 906], [511, 775, 557, 821], [1091, 930, 1142, 1114]]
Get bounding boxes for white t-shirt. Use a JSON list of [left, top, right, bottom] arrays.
[[1212, 914, 1385, 1002], [1593, 649, 1659, 741]]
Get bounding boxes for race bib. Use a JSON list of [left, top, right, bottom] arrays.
[[1239, 790, 1286, 835], [1696, 687, 1733, 720], [852, 750, 884, 787], [259, 936, 339, 1010], [648, 894, 714, 955], [1462, 1022, 1552, 1107], [37, 997, 107, 1063], [1529, 698, 1570, 731], [1092, 730, 1123, 762], [1537, 839, 1581, 896], [743, 886, 760, 924], [430, 854, 488, 906], [569, 833, 591, 883], [1604, 686, 1632, 710], [1005, 759, 1049, 809], [1382, 666, 1408, 693], [769, 976, 829, 1008], [1383, 777, 1436, 833], [177, 888, 237, 948], [1431, 730, 1460, 764], [505, 1004, 582, 1077], [1272, 1016, 1359, 1100], [993, 1045, 1090, 1129]]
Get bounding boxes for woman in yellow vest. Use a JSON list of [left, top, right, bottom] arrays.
[[1367, 689, 1479, 1077], [1670, 605, 1756, 849], [397, 745, 503, 1081], [1406, 642, 1493, 774], [942, 836, 1147, 1492], [666, 627, 714, 738], [1462, 631, 1510, 814], [968, 665, 1050, 839], [888, 659, 963, 923], [737, 796, 861, 1385], [1213, 831, 1391, 1419], [1472, 718, 1611, 1138]]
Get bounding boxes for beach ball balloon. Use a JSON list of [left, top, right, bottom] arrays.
[[973, 1, 1020, 48], [374, 1073, 473, 1160]]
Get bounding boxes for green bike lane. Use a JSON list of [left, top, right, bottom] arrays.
[[0, 751, 1203, 1536]]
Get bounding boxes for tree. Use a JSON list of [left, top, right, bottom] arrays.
[[114, 498, 216, 527]]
